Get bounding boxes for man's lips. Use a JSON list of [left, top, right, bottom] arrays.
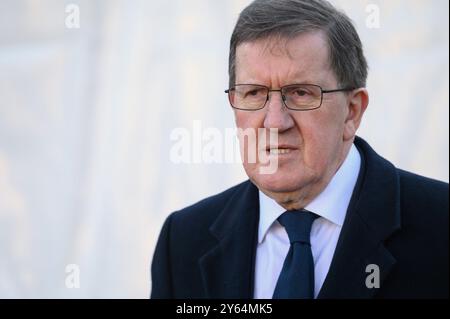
[[263, 144, 298, 150], [262, 145, 299, 155]]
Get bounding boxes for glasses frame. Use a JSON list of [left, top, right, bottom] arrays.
[[225, 84, 356, 111]]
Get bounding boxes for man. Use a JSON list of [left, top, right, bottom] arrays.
[[151, 0, 448, 299]]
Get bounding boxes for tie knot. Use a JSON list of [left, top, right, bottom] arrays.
[[278, 210, 318, 245]]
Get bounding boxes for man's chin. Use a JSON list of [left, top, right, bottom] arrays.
[[251, 171, 303, 194]]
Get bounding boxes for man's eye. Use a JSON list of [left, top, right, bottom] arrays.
[[284, 87, 312, 97], [245, 89, 264, 97], [294, 89, 310, 96]]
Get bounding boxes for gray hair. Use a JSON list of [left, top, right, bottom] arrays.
[[228, 0, 368, 89]]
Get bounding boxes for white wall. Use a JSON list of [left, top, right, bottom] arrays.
[[0, 0, 448, 298]]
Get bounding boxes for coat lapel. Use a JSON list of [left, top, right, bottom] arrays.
[[318, 137, 401, 299], [199, 181, 260, 298]]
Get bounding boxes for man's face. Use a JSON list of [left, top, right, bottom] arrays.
[[234, 31, 356, 204]]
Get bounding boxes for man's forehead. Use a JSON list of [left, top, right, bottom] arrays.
[[236, 31, 329, 58], [235, 31, 331, 81]]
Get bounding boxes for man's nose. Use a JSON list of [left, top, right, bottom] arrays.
[[263, 91, 295, 132]]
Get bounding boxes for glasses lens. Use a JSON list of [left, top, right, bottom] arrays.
[[229, 85, 268, 110], [282, 84, 322, 110]]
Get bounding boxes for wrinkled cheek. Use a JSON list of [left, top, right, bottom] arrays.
[[238, 130, 265, 168], [301, 140, 327, 173], [235, 113, 266, 162], [235, 107, 268, 125]]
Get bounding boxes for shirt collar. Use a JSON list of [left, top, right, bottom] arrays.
[[257, 144, 361, 244]]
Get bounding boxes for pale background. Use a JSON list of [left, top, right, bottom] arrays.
[[0, 0, 448, 298]]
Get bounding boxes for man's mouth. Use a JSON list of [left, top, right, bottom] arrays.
[[264, 145, 298, 155], [269, 148, 292, 155]]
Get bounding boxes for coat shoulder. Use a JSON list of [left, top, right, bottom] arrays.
[[397, 169, 448, 236], [167, 180, 251, 236], [398, 169, 448, 209]]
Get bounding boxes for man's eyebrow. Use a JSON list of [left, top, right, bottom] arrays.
[[286, 79, 317, 84], [281, 78, 325, 86]]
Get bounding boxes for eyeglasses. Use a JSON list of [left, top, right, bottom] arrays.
[[225, 84, 355, 111]]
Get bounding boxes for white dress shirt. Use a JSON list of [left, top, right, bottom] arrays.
[[254, 144, 361, 299]]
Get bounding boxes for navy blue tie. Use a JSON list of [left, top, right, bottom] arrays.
[[272, 210, 318, 299]]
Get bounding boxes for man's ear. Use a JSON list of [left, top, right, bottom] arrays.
[[343, 88, 369, 141]]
